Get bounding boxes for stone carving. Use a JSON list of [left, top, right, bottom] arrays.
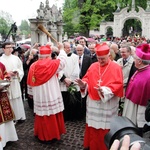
[[44, 8, 52, 21], [57, 8, 63, 22], [37, 2, 45, 19], [45, 0, 50, 10], [36, 1, 63, 24], [29, 0, 64, 44]]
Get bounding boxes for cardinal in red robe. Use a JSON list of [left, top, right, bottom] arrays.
[[75, 43, 123, 150]]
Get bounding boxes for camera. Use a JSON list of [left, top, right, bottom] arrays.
[[104, 116, 150, 150]]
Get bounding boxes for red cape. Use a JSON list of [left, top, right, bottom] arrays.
[[82, 60, 123, 100], [0, 62, 7, 80], [27, 58, 60, 86]]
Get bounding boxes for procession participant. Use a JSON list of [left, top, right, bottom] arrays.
[[117, 45, 135, 115], [23, 48, 39, 109], [123, 43, 150, 134], [88, 43, 98, 63], [78, 37, 91, 55], [27, 43, 67, 142], [0, 62, 18, 148], [75, 43, 123, 150], [0, 42, 26, 123], [58, 42, 81, 121], [110, 43, 121, 61]]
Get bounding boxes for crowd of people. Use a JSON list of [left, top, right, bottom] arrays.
[[0, 35, 150, 150]]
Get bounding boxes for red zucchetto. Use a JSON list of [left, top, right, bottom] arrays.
[[39, 45, 52, 55], [95, 43, 110, 56]]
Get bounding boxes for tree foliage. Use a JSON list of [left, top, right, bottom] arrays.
[[63, 0, 116, 36], [117, 0, 147, 10], [0, 18, 10, 37], [0, 11, 14, 39], [19, 20, 30, 37], [78, 0, 116, 36], [63, 0, 80, 37], [63, 0, 148, 37], [0, 10, 31, 41]]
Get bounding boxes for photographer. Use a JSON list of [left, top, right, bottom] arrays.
[[110, 135, 141, 150]]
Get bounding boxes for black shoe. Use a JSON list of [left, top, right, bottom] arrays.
[[143, 124, 150, 133], [17, 120, 25, 124]]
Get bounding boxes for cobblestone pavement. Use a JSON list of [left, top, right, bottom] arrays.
[[3, 100, 150, 150], [4, 100, 85, 150]]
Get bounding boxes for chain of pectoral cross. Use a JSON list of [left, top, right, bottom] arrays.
[[98, 61, 111, 86]]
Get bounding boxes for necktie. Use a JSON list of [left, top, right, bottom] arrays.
[[123, 59, 127, 65], [79, 56, 81, 68]]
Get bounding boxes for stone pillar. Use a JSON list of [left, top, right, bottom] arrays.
[[29, 19, 48, 46], [28, 2, 63, 46], [49, 24, 58, 44], [57, 22, 63, 42], [100, 22, 107, 36]]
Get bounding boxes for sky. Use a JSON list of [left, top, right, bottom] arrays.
[[0, 0, 64, 26]]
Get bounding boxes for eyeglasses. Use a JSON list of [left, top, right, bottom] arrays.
[[5, 47, 13, 49]]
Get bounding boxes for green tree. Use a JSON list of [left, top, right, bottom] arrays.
[[63, 0, 80, 37], [0, 11, 14, 39], [0, 18, 10, 38], [78, 0, 116, 36], [117, 0, 147, 10], [63, 0, 148, 37], [19, 20, 30, 37], [63, 0, 116, 36]]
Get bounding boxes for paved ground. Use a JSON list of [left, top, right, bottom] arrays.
[[3, 100, 150, 150], [4, 100, 85, 150]]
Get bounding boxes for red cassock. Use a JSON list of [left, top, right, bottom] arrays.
[[27, 58, 66, 141], [82, 60, 123, 150]]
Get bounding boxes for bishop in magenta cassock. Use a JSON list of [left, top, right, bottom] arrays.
[[123, 43, 150, 130]]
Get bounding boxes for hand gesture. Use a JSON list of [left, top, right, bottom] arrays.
[[64, 78, 72, 87], [74, 78, 86, 89], [57, 42, 64, 50]]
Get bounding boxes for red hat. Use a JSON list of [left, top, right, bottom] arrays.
[[136, 44, 150, 60], [39, 45, 52, 55], [95, 43, 110, 56]]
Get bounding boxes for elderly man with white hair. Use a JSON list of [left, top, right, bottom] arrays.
[[110, 43, 121, 61]]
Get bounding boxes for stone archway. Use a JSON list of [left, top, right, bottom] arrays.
[[100, 1, 150, 39], [122, 18, 142, 37], [106, 26, 113, 38]]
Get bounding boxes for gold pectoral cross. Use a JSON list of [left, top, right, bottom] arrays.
[[97, 79, 102, 86]]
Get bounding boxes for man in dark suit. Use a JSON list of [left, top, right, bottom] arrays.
[[78, 37, 91, 56], [76, 44, 92, 79], [88, 44, 98, 63], [76, 44, 92, 119]]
